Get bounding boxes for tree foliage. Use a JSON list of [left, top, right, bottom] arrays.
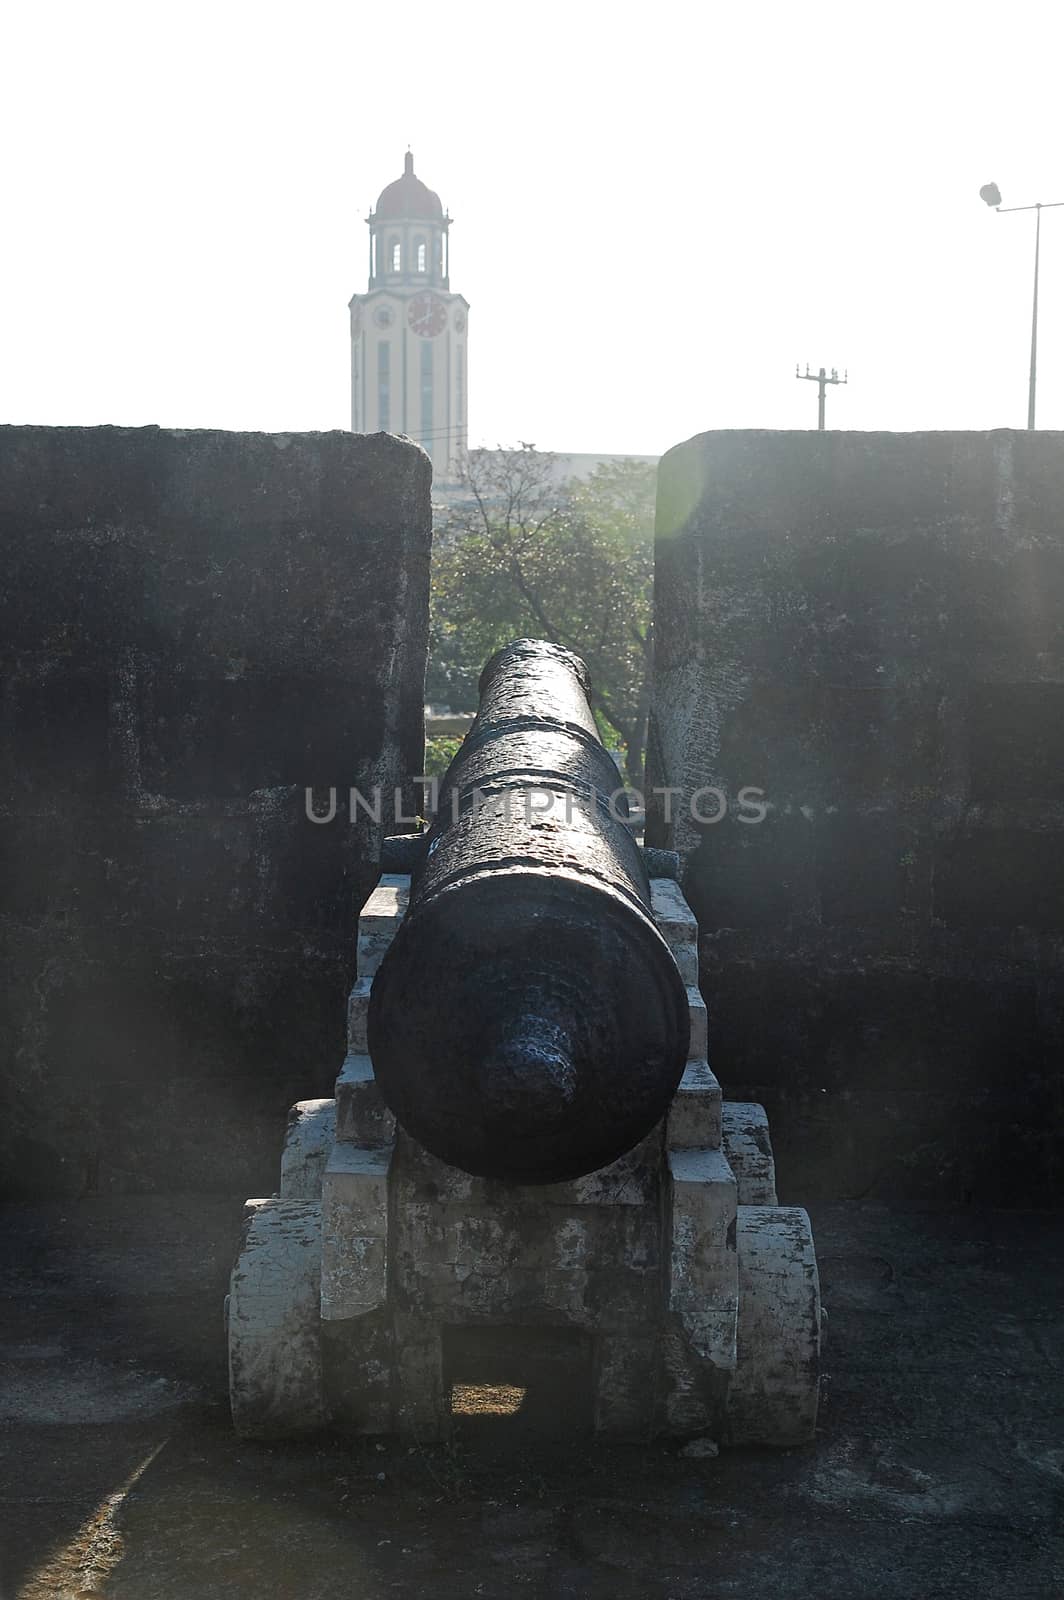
[[427, 447, 656, 785]]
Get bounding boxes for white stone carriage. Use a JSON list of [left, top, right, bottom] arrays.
[[227, 874, 822, 1445]]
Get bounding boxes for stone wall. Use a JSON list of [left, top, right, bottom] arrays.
[[0, 426, 431, 1197], [647, 430, 1064, 1205]]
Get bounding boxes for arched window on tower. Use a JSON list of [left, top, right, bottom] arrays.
[[416, 238, 427, 273], [390, 238, 401, 273]]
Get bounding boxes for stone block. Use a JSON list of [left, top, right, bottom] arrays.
[[672, 943, 699, 986], [721, 1102, 778, 1205], [227, 1196, 325, 1437], [650, 877, 699, 982], [667, 1059, 722, 1150], [0, 425, 432, 1197], [668, 1146, 738, 1371], [662, 1320, 724, 1436], [687, 987, 708, 1061], [650, 876, 700, 945], [320, 1141, 394, 1322], [648, 429, 1064, 1206], [357, 874, 410, 978], [280, 1098, 336, 1199], [346, 976, 373, 1053], [334, 1053, 396, 1146], [391, 1180, 663, 1332], [321, 1310, 394, 1435], [727, 1205, 821, 1446]]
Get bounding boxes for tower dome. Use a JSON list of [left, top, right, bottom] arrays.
[[374, 151, 444, 221]]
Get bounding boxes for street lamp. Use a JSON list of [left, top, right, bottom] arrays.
[[981, 182, 1064, 428]]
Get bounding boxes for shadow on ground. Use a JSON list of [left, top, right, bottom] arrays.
[[0, 1197, 1061, 1598]]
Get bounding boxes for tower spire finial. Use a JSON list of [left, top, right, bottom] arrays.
[[404, 149, 413, 176]]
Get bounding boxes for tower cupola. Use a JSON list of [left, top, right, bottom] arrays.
[[367, 151, 450, 289]]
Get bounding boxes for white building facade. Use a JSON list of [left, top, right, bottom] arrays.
[[349, 153, 469, 482]]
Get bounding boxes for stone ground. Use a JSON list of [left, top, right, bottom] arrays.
[[0, 1198, 1060, 1600]]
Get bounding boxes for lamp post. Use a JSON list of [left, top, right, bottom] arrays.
[[980, 182, 1064, 428]]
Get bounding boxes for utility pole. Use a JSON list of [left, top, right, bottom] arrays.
[[796, 363, 848, 430]]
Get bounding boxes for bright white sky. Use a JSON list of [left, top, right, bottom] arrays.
[[3, 0, 1062, 453]]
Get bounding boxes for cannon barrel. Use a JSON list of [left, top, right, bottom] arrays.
[[367, 639, 690, 1184]]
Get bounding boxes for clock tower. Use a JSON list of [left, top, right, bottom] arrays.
[[349, 152, 469, 481]]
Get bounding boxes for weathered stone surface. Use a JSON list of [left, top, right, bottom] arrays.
[[391, 1179, 664, 1333], [650, 876, 699, 983], [334, 1054, 396, 1146], [727, 1205, 821, 1446], [648, 429, 1064, 1204], [0, 425, 431, 1197], [663, 1071, 734, 1450], [279, 1099, 336, 1199], [686, 987, 708, 1061], [721, 1101, 778, 1205], [667, 1060, 723, 1150], [673, 945, 699, 985], [346, 977, 373, 1055], [356, 874, 410, 978], [650, 876, 699, 939], [667, 1147, 738, 1369], [320, 1141, 394, 1322], [227, 1197, 325, 1437], [321, 1307, 394, 1434]]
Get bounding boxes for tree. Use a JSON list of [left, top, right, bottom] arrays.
[[428, 446, 655, 787]]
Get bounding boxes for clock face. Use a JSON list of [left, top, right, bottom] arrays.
[[454, 311, 467, 334], [408, 292, 447, 338], [373, 305, 394, 329]]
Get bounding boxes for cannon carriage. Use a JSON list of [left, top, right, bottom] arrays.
[[227, 640, 821, 1444]]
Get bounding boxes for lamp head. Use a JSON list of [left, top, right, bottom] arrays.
[[980, 182, 1002, 208]]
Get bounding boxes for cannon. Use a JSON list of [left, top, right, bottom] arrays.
[[227, 640, 821, 1447], [369, 637, 690, 1184]]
